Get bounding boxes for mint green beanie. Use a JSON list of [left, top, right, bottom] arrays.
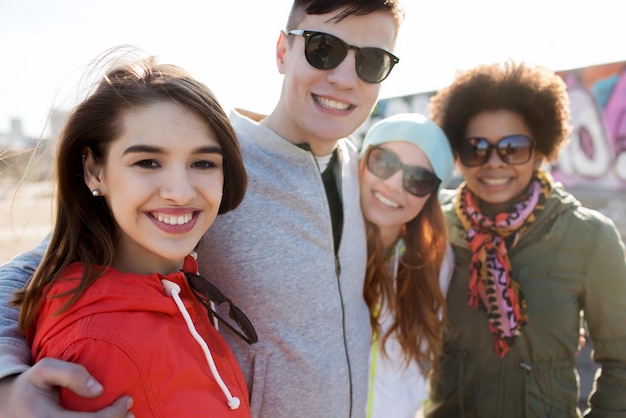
[[360, 113, 454, 190]]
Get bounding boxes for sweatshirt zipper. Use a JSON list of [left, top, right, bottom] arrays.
[[303, 142, 353, 416], [335, 253, 354, 417]]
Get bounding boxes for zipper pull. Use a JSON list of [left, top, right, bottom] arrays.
[[335, 255, 341, 276]]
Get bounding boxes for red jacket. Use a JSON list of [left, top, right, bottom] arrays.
[[30, 256, 251, 417]]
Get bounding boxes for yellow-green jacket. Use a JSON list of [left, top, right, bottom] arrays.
[[426, 185, 626, 418]]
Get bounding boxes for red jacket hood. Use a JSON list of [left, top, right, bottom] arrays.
[[31, 255, 200, 348]]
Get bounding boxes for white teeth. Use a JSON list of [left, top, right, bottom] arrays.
[[374, 192, 399, 208], [483, 178, 509, 186], [154, 213, 193, 225], [315, 96, 350, 110]]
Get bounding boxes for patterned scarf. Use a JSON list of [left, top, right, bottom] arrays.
[[455, 171, 552, 357]]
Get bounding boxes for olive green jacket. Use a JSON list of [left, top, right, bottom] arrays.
[[426, 185, 626, 418]]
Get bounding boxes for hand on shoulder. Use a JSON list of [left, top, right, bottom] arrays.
[[0, 358, 134, 418]]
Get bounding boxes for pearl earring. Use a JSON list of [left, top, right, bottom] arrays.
[[91, 188, 102, 197]]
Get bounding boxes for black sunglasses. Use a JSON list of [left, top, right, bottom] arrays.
[[287, 30, 399, 83], [459, 134, 535, 167], [365, 145, 441, 197], [184, 272, 258, 345]]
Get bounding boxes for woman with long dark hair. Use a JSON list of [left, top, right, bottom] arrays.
[[12, 49, 253, 417]]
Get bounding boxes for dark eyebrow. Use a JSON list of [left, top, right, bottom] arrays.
[[196, 146, 223, 155], [123, 145, 161, 155], [123, 145, 223, 156]]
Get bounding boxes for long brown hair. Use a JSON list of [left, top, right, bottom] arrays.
[[13, 49, 247, 334], [362, 160, 448, 373]]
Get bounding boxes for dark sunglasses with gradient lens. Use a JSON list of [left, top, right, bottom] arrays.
[[365, 146, 441, 197], [185, 272, 258, 345], [287, 30, 399, 83], [459, 134, 535, 167]]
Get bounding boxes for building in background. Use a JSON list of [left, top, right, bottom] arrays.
[[0, 108, 68, 182], [0, 118, 39, 181]]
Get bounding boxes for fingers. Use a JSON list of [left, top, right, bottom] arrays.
[[89, 396, 135, 418], [12, 358, 134, 418], [38, 396, 134, 418], [30, 358, 103, 398]]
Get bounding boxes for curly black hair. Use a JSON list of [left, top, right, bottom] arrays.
[[428, 60, 571, 162]]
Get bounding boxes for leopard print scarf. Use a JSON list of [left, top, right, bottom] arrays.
[[455, 171, 552, 357]]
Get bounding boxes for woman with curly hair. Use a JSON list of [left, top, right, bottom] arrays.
[[425, 61, 626, 417]]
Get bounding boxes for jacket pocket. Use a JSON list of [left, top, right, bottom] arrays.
[[526, 363, 580, 418]]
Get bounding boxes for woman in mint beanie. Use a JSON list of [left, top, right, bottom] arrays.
[[360, 113, 454, 418]]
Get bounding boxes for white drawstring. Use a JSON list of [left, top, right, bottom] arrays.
[[161, 279, 241, 410]]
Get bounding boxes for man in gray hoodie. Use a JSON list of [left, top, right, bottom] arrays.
[[0, 1, 405, 417]]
